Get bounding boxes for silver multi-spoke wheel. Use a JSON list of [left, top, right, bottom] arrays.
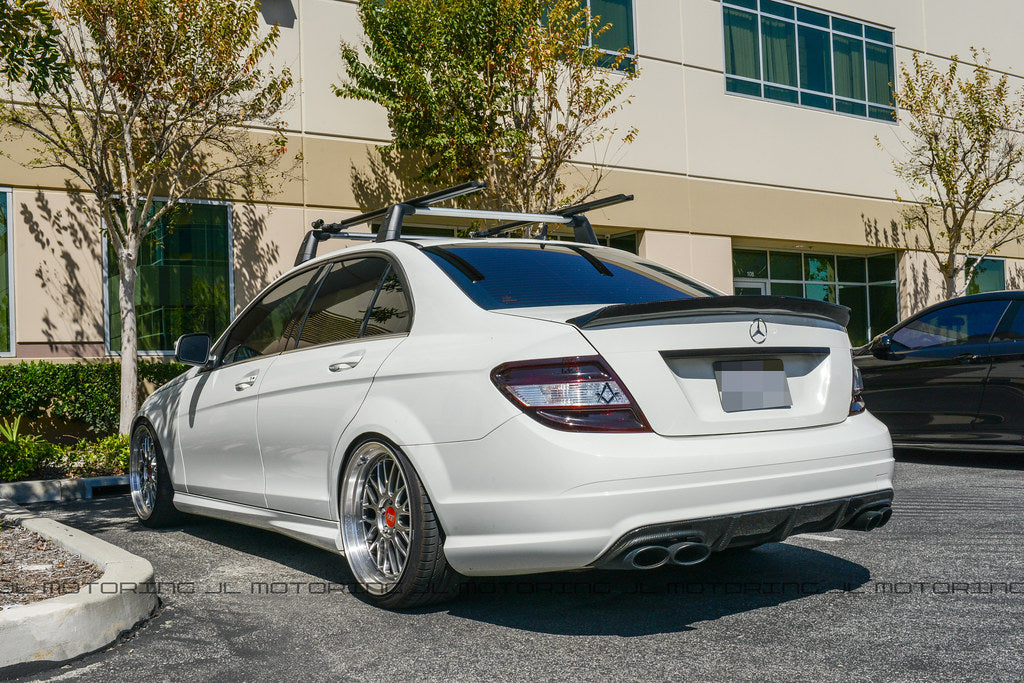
[[341, 441, 413, 595], [130, 425, 159, 519]]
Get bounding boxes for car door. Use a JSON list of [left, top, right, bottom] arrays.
[[856, 298, 1008, 444], [176, 266, 323, 507], [257, 256, 412, 519], [973, 299, 1024, 446]]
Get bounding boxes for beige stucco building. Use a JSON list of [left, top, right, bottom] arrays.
[[2, 0, 1023, 359]]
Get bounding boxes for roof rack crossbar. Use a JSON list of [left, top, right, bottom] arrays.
[[295, 184, 635, 265], [316, 181, 488, 234], [416, 206, 573, 224], [469, 193, 634, 239]]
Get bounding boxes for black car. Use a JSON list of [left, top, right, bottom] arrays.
[[854, 291, 1024, 451]]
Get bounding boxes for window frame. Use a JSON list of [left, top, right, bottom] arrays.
[[214, 262, 326, 369], [102, 198, 236, 356], [285, 252, 415, 354], [580, 0, 637, 67], [966, 255, 1006, 295], [731, 247, 900, 344], [0, 187, 14, 357], [721, 0, 897, 123]]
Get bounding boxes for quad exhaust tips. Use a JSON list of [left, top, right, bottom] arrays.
[[844, 505, 892, 532], [623, 541, 712, 569]]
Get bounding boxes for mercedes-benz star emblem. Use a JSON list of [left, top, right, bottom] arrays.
[[749, 318, 768, 344]]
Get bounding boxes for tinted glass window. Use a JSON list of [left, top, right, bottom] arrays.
[[296, 258, 389, 348], [221, 268, 319, 365], [364, 268, 412, 336], [891, 300, 1008, 351], [992, 303, 1024, 342], [423, 244, 708, 310]]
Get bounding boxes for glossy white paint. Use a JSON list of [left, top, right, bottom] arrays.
[[136, 238, 894, 577], [257, 335, 406, 518], [174, 356, 275, 508]]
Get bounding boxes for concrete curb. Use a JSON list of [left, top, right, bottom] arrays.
[[0, 475, 128, 505], [0, 498, 158, 672]]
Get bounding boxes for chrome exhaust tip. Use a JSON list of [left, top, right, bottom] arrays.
[[668, 541, 711, 566], [624, 545, 670, 569]]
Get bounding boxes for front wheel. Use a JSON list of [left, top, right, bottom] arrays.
[[129, 422, 183, 528], [339, 438, 459, 609]]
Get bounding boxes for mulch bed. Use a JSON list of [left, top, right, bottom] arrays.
[[0, 522, 103, 608]]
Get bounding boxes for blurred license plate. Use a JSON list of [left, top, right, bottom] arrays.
[[713, 359, 792, 413]]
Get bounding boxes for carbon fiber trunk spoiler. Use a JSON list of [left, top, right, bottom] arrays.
[[567, 296, 851, 329]]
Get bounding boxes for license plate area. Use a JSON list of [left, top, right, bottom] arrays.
[[713, 359, 792, 413]]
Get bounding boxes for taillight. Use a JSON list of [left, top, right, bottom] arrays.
[[491, 356, 651, 432], [850, 361, 866, 415]]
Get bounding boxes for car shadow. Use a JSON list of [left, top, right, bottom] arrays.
[[440, 544, 870, 636], [895, 448, 1024, 471], [30, 497, 871, 638]]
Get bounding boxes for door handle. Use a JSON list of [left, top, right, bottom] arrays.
[[329, 351, 365, 373], [234, 372, 259, 391], [953, 353, 980, 364]]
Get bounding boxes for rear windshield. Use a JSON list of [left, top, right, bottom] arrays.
[[423, 243, 713, 309]]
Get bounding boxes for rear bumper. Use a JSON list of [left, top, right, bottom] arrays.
[[405, 411, 894, 576], [590, 489, 892, 569]]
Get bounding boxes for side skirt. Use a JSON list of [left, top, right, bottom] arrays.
[[172, 492, 344, 555]]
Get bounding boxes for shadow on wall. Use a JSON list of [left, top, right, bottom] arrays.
[[19, 187, 104, 355], [1005, 262, 1024, 291], [350, 147, 449, 217], [260, 0, 297, 29], [862, 213, 936, 319], [233, 202, 281, 310]]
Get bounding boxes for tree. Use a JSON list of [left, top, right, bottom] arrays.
[[335, 0, 639, 214], [0, 0, 68, 96], [880, 48, 1024, 298], [0, 0, 293, 433]]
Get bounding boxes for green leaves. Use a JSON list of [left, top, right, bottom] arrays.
[[0, 0, 70, 96], [0, 360, 186, 435], [336, 0, 639, 213]]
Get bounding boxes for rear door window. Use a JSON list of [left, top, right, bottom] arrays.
[[423, 244, 711, 309], [294, 257, 412, 349]]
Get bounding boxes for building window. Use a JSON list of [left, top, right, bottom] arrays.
[[732, 248, 898, 345], [581, 0, 635, 69], [722, 0, 895, 121], [107, 200, 233, 354], [0, 189, 12, 355], [966, 257, 1005, 295]]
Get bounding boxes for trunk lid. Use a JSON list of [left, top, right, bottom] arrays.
[[505, 297, 855, 437]]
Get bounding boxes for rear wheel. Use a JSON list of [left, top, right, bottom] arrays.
[[339, 438, 459, 609], [129, 422, 182, 528]]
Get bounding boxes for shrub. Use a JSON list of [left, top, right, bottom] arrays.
[[0, 439, 60, 482], [0, 361, 186, 436], [55, 434, 130, 478]]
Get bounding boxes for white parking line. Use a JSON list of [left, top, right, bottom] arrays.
[[791, 533, 844, 542]]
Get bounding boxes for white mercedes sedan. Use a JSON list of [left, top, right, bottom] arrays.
[[130, 213, 893, 609]]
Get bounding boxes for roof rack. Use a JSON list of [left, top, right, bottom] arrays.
[[295, 182, 635, 265]]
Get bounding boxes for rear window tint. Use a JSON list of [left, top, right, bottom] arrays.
[[423, 244, 711, 309]]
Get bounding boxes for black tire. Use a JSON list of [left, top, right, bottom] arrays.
[[339, 438, 461, 609], [130, 421, 183, 528]]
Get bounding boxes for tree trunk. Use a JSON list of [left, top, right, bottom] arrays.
[[944, 272, 959, 300], [118, 256, 139, 435]]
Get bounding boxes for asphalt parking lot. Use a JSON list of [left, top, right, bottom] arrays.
[[10, 452, 1024, 682]]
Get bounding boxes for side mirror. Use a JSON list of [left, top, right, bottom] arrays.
[[870, 334, 893, 359], [174, 333, 212, 367]]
